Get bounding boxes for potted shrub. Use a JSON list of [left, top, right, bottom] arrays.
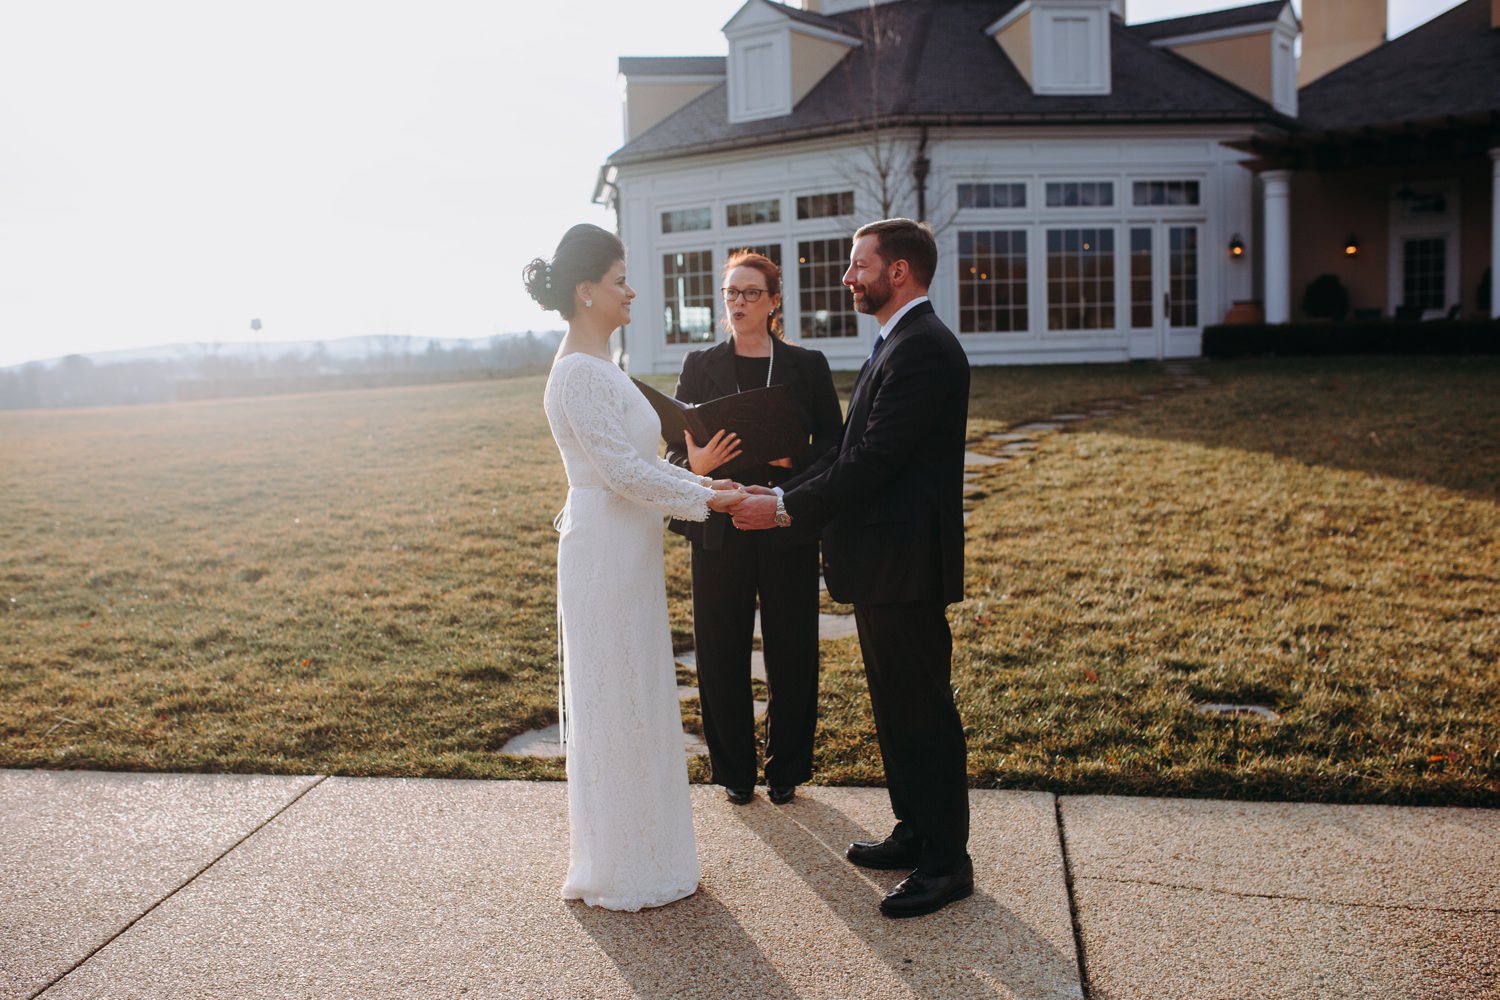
[[1302, 274, 1350, 322]]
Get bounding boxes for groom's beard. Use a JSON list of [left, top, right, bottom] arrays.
[[850, 268, 893, 315]]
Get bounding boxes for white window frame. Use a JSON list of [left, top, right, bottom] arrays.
[[1032, 1, 1111, 96], [1387, 181, 1461, 319]]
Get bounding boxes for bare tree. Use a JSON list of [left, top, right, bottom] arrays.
[[833, 2, 959, 233]]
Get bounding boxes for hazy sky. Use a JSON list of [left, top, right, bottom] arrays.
[[0, 0, 1463, 368]]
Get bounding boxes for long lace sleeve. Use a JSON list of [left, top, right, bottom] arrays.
[[659, 458, 710, 486], [561, 362, 713, 522]]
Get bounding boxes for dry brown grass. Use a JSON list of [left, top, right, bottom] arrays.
[[2, 356, 1495, 804]]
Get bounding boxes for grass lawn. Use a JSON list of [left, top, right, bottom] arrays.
[[1, 356, 1495, 805]]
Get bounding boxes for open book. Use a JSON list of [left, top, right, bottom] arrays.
[[632, 378, 809, 477]]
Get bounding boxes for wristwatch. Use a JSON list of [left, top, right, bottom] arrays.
[[773, 495, 792, 528]]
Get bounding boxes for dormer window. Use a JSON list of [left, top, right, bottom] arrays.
[[725, 0, 860, 125], [731, 35, 790, 121], [988, 0, 1113, 98], [1139, 0, 1299, 117], [1032, 0, 1112, 95]]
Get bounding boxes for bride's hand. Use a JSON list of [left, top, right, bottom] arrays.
[[707, 488, 747, 512], [686, 429, 742, 476], [708, 478, 742, 491]]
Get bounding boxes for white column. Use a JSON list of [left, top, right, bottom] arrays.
[[1490, 148, 1500, 319], [1262, 169, 1293, 324]]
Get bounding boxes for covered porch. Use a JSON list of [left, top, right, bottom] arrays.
[[1233, 115, 1500, 324]]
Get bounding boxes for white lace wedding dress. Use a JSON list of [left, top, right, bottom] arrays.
[[543, 352, 713, 911]]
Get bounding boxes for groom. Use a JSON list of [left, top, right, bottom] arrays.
[[732, 218, 971, 918]]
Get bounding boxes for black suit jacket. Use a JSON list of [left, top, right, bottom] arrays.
[[782, 301, 970, 605], [665, 336, 843, 550]]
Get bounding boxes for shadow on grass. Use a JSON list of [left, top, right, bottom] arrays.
[[1098, 355, 1500, 502]]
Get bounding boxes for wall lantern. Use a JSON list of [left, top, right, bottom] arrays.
[[1344, 233, 1359, 256], [1228, 235, 1245, 258]]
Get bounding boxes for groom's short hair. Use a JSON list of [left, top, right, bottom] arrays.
[[855, 218, 937, 289]]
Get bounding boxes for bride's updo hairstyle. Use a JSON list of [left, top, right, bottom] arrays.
[[523, 223, 626, 319]]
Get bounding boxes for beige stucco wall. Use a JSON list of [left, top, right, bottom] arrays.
[[994, 10, 1033, 86], [1168, 33, 1271, 104], [1288, 157, 1493, 320], [1288, 168, 1389, 320], [790, 32, 855, 106], [1459, 159, 1494, 317], [625, 81, 719, 142], [1300, 0, 1385, 86]]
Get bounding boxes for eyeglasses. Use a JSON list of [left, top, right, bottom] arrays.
[[721, 287, 767, 303]]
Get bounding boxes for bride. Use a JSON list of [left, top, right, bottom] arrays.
[[525, 224, 745, 911]]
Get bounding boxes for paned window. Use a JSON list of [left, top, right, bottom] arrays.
[[1046, 228, 1115, 330], [662, 207, 711, 234], [1132, 180, 1201, 206], [1044, 181, 1114, 208], [726, 199, 780, 227], [957, 183, 1026, 209], [957, 230, 1028, 333], [1129, 228, 1152, 328], [1402, 238, 1446, 311], [796, 191, 854, 221], [662, 250, 715, 345], [797, 239, 857, 338], [732, 244, 783, 269], [1168, 226, 1198, 327]]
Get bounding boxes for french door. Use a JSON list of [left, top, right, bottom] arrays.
[[1127, 223, 1202, 360]]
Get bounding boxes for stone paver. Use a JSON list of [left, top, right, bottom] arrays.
[[963, 450, 1009, 467], [1061, 795, 1500, 999], [1, 769, 321, 1000], [498, 723, 707, 757], [37, 779, 1082, 999], [818, 612, 859, 641]]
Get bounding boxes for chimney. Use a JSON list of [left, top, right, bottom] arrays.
[[1299, 0, 1387, 87]]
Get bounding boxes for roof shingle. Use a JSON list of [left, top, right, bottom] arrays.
[[1298, 0, 1500, 131], [610, 0, 1278, 165]]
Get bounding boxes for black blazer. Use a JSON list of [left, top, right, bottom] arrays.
[[666, 336, 843, 550], [782, 301, 970, 605]]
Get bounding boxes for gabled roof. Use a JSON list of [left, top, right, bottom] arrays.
[[1298, 0, 1500, 131], [618, 56, 726, 78], [1130, 1, 1290, 43], [770, 1, 863, 39], [609, 0, 1280, 166]]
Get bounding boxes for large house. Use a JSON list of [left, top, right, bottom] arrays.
[[596, 0, 1500, 373]]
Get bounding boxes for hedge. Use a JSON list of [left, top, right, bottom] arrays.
[[1202, 320, 1500, 358]]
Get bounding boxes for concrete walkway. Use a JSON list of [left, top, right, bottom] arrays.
[[4, 768, 1496, 999]]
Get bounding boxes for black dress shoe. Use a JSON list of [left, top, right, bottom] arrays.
[[879, 860, 975, 919], [768, 785, 796, 805], [845, 836, 920, 870], [725, 787, 754, 805]]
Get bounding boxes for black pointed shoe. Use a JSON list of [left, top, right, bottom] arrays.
[[845, 836, 921, 871], [768, 785, 796, 805], [725, 786, 754, 805], [879, 859, 975, 919]]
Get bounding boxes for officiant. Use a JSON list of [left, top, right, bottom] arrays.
[[666, 250, 842, 807]]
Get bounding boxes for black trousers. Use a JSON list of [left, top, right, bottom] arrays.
[[690, 527, 820, 789], [853, 600, 970, 874]]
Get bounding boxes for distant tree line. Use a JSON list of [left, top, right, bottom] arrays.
[[0, 331, 564, 410]]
